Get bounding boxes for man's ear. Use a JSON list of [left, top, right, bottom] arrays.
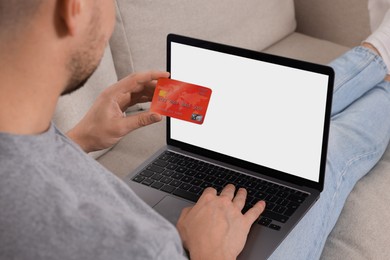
[[59, 0, 82, 36]]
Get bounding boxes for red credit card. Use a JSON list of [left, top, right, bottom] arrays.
[[150, 78, 212, 124]]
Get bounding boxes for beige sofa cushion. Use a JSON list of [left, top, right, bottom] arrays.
[[110, 0, 297, 80], [264, 33, 350, 65], [53, 46, 118, 158]]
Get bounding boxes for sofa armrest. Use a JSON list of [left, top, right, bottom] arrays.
[[294, 0, 370, 47]]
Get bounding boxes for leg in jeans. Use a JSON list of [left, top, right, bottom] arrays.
[[268, 46, 390, 260]]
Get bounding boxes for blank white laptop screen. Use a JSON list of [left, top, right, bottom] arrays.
[[170, 42, 329, 182]]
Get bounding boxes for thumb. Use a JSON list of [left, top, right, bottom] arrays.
[[124, 111, 162, 132]]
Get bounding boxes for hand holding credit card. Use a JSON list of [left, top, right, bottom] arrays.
[[150, 78, 212, 124]]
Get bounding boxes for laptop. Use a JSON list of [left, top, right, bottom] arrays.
[[125, 34, 334, 259]]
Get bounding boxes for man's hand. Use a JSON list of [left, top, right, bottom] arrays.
[[176, 184, 266, 260], [67, 70, 170, 153]]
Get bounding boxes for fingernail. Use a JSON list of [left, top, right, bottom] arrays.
[[151, 113, 162, 122]]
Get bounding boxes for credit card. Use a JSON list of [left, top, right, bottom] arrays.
[[150, 78, 212, 124]]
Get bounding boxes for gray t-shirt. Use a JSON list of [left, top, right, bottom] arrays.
[[0, 124, 186, 260]]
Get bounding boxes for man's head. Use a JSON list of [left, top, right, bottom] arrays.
[[62, 0, 116, 95], [0, 0, 116, 95]]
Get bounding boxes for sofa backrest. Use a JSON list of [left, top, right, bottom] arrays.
[[110, 0, 297, 79]]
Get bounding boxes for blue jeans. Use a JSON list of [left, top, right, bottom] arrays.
[[268, 47, 390, 260]]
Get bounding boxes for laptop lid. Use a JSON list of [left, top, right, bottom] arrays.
[[166, 34, 334, 192]]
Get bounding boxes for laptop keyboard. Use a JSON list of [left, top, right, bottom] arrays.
[[132, 151, 308, 231]]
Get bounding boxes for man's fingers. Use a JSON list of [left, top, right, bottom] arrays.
[[135, 70, 170, 84], [122, 111, 162, 133], [116, 92, 132, 112], [117, 93, 153, 112], [197, 187, 217, 203], [219, 184, 235, 200], [179, 206, 192, 218], [111, 71, 169, 110], [244, 200, 266, 225], [117, 70, 170, 93], [135, 112, 162, 127], [232, 188, 247, 210]]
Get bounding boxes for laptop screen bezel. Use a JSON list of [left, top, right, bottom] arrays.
[[166, 34, 334, 192]]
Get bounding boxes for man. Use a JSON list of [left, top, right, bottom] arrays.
[[2, 1, 390, 260], [0, 1, 264, 259]]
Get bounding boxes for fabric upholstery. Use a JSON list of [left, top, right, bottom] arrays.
[[110, 0, 297, 80], [294, 0, 370, 47], [264, 33, 350, 65]]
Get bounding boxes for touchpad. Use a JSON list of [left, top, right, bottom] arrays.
[[153, 196, 194, 224]]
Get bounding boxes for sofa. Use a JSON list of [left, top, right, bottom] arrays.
[[53, 0, 390, 258]]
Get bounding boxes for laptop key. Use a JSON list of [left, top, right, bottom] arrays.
[[188, 186, 202, 194], [161, 185, 176, 193], [276, 198, 289, 206], [258, 217, 272, 226], [151, 173, 163, 181], [162, 169, 174, 176], [273, 205, 287, 215], [255, 191, 268, 200], [265, 202, 276, 211], [195, 172, 206, 179], [166, 163, 178, 170], [187, 163, 198, 170], [180, 183, 192, 191], [172, 172, 184, 180], [160, 177, 172, 184], [213, 178, 226, 186], [182, 176, 193, 183], [200, 182, 212, 189], [153, 159, 169, 168], [287, 194, 305, 204], [204, 175, 216, 183], [261, 210, 289, 223], [178, 160, 190, 167], [186, 169, 198, 176], [140, 170, 154, 178], [268, 196, 278, 203], [173, 189, 200, 202], [266, 187, 278, 195], [141, 179, 154, 186], [170, 180, 182, 187], [176, 166, 188, 173], [133, 175, 145, 183], [284, 202, 299, 216], [191, 179, 203, 186], [257, 185, 268, 192], [158, 153, 171, 161], [151, 181, 164, 189], [168, 157, 180, 163], [225, 174, 237, 182], [269, 224, 281, 231], [146, 165, 164, 173], [276, 191, 290, 199]]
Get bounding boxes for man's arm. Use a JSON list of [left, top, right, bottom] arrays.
[[66, 71, 169, 153]]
